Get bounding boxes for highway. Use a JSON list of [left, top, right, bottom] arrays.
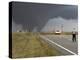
[[40, 35, 78, 55]]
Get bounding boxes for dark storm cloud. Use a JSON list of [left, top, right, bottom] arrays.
[[12, 2, 78, 32]]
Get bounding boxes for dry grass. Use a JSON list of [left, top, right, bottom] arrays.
[[12, 32, 63, 58]]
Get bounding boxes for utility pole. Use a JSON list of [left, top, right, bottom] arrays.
[[61, 24, 63, 33]]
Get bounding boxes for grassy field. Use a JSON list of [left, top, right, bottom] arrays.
[[12, 32, 63, 58]]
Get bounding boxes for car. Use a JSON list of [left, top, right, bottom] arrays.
[[55, 30, 61, 35]]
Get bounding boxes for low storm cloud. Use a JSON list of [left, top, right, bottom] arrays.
[[12, 2, 78, 32]]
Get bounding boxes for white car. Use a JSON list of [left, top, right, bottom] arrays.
[[55, 30, 61, 34]]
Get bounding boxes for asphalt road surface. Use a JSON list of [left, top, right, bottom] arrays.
[[40, 35, 78, 55]]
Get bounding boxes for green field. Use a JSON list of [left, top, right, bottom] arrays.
[[12, 32, 63, 58]]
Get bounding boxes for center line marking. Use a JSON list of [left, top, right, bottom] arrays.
[[40, 35, 77, 55]]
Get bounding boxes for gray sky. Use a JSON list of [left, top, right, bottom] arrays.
[[12, 2, 78, 32], [41, 17, 78, 32]]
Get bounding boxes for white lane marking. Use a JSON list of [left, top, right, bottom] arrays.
[[40, 35, 77, 55]]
